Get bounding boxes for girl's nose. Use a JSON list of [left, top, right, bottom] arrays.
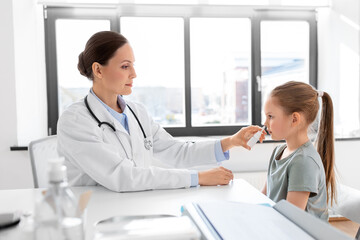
[[263, 121, 268, 127]]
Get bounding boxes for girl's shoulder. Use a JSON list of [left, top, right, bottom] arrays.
[[291, 142, 323, 169]]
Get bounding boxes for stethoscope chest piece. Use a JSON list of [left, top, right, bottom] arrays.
[[144, 138, 152, 151]]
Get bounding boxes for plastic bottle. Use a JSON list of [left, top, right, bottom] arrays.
[[34, 157, 84, 240], [247, 126, 266, 148]]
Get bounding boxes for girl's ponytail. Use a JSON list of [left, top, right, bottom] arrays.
[[316, 92, 336, 205]]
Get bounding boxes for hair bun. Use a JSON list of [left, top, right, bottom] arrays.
[[77, 31, 128, 81], [77, 52, 89, 78]]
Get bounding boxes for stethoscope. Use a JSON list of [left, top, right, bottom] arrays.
[[84, 95, 153, 151]]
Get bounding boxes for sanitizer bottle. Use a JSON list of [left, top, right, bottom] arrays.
[[247, 126, 266, 148], [34, 157, 84, 240]]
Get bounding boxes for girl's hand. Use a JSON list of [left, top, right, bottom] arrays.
[[221, 125, 266, 151], [198, 167, 233, 186]]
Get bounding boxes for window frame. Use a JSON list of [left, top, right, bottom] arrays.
[[252, 10, 318, 126], [44, 5, 317, 136]]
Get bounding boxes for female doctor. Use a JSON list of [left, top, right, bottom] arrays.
[[57, 31, 265, 192]]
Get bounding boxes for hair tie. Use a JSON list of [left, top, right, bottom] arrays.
[[317, 91, 324, 98]]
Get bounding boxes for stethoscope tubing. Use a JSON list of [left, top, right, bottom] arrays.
[[84, 95, 116, 131], [84, 95, 147, 139], [126, 102, 147, 139]]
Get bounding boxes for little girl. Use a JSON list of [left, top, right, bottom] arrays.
[[261, 81, 336, 221]]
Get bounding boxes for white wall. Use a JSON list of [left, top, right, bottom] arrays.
[[317, 0, 360, 190], [0, 0, 33, 190], [0, 0, 359, 191], [0, 0, 47, 190], [13, 0, 48, 146], [333, 141, 360, 190], [318, 0, 360, 136]]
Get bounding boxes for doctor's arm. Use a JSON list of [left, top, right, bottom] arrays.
[[147, 114, 233, 186], [188, 126, 265, 186]]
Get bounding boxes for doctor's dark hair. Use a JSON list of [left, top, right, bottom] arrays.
[[78, 31, 128, 80], [270, 81, 336, 206]]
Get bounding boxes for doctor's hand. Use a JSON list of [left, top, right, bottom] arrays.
[[220, 125, 266, 151], [198, 167, 234, 186]]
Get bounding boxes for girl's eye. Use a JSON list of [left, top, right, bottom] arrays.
[[268, 115, 273, 119], [121, 65, 129, 69]]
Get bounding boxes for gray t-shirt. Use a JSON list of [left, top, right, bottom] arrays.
[[267, 141, 329, 221]]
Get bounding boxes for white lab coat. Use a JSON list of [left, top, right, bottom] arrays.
[[57, 92, 219, 192]]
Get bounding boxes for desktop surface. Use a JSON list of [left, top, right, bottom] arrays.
[[0, 178, 273, 240]]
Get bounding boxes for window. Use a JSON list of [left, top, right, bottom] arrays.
[[190, 18, 251, 126], [45, 6, 319, 137], [260, 20, 310, 123], [120, 17, 185, 127]]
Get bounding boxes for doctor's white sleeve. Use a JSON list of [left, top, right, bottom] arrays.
[[143, 109, 220, 168]]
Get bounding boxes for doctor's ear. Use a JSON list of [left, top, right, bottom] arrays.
[[92, 62, 103, 79]]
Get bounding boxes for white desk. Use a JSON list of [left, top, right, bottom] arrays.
[[0, 179, 273, 240]]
